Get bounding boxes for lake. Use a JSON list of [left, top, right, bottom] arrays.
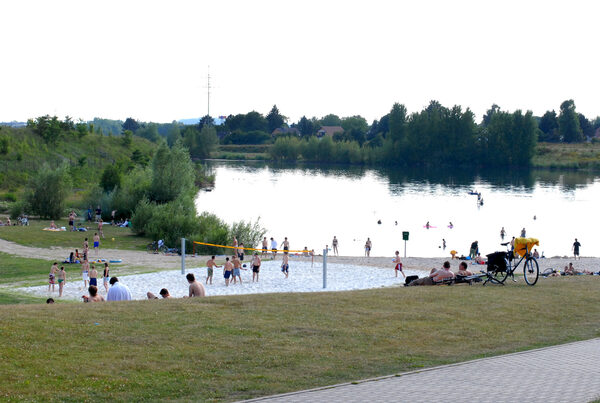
[[195, 161, 599, 258]]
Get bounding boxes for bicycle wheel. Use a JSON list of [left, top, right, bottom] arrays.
[[487, 257, 509, 284], [523, 257, 539, 286]]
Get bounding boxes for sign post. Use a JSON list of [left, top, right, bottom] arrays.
[[402, 231, 409, 258], [323, 245, 328, 289]]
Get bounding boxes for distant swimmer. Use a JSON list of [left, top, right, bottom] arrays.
[[395, 221, 398, 226], [448, 222, 453, 229], [533, 215, 537, 220], [377, 219, 381, 225], [442, 239, 447, 249], [332, 236, 339, 256], [500, 227, 506, 240], [425, 221, 430, 229]]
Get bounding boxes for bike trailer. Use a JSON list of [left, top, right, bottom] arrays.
[[487, 251, 508, 272]]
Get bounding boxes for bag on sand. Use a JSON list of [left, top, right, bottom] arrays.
[[404, 275, 419, 286]]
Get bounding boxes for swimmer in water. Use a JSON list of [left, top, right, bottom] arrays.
[[425, 221, 430, 229]]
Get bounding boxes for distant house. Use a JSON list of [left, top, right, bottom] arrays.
[[317, 126, 344, 138], [272, 127, 300, 136]]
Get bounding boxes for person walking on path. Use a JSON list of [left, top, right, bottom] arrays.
[[49, 262, 59, 292], [81, 259, 90, 289], [251, 252, 261, 283], [394, 251, 405, 279], [365, 238, 372, 257], [332, 236, 339, 256], [93, 233, 100, 257], [572, 238, 581, 260], [206, 256, 220, 285], [57, 266, 66, 297]]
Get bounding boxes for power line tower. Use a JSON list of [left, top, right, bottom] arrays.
[[206, 65, 211, 118]]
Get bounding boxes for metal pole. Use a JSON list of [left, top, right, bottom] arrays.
[[181, 238, 186, 275], [323, 246, 328, 289], [404, 240, 407, 259]]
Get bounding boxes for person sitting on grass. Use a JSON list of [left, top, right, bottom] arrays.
[[565, 262, 591, 275], [49, 220, 58, 229], [147, 288, 171, 299], [456, 261, 473, 277], [186, 273, 205, 297], [408, 261, 455, 286], [82, 285, 105, 302], [474, 253, 485, 264]]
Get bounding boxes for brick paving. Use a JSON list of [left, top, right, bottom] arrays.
[[242, 339, 600, 403]]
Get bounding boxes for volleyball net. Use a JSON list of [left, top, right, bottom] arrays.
[[192, 241, 313, 256]]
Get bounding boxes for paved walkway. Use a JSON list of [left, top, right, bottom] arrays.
[[243, 339, 600, 402]]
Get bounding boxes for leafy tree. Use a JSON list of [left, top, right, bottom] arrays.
[[26, 164, 71, 219], [578, 113, 594, 138], [320, 114, 342, 126], [241, 111, 268, 132], [75, 120, 89, 138], [224, 114, 245, 132], [131, 149, 150, 166], [136, 123, 160, 142], [149, 142, 195, 203], [230, 218, 267, 250], [270, 136, 300, 161], [341, 116, 369, 145], [29, 115, 63, 144], [92, 118, 123, 135], [0, 135, 9, 155], [297, 116, 314, 136], [558, 100, 583, 143], [166, 124, 182, 147], [100, 165, 122, 192], [183, 126, 218, 159], [266, 105, 286, 133], [482, 104, 501, 127], [198, 115, 213, 131], [222, 130, 270, 145], [122, 117, 140, 134], [538, 110, 559, 142], [121, 130, 133, 147], [112, 166, 152, 218]]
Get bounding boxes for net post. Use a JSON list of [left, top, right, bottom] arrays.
[[323, 245, 328, 289], [181, 238, 186, 275]]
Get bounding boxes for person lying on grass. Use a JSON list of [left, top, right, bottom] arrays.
[[408, 261, 455, 286], [147, 288, 171, 299]]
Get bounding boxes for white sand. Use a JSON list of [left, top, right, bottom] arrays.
[[18, 260, 425, 301]]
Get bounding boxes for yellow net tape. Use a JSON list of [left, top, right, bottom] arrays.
[[193, 241, 310, 254]]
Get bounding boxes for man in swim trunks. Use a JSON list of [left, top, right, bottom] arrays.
[[68, 211, 76, 231], [98, 219, 104, 238], [81, 259, 90, 289], [206, 256, 220, 285], [394, 251, 405, 278], [281, 253, 289, 278], [232, 254, 244, 284], [251, 252, 261, 282], [223, 257, 233, 286], [57, 266, 66, 297], [332, 236, 339, 256], [261, 237, 268, 257], [93, 233, 100, 257], [365, 238, 372, 257], [270, 237, 277, 259], [49, 262, 59, 292], [89, 265, 98, 287], [83, 238, 89, 262], [232, 236, 238, 257], [572, 238, 581, 260], [282, 237, 289, 254], [238, 243, 245, 261], [95, 205, 102, 222]]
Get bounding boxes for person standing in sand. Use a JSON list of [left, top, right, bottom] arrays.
[[57, 266, 66, 297], [232, 254, 245, 284], [332, 236, 339, 256], [81, 259, 90, 289], [365, 238, 372, 257], [393, 251, 405, 278], [251, 252, 261, 282], [223, 257, 233, 286], [232, 236, 238, 257], [49, 262, 59, 292], [262, 237, 268, 257], [93, 233, 100, 257], [186, 273, 206, 297], [282, 237, 290, 254], [281, 253, 289, 278], [89, 265, 98, 287], [102, 263, 110, 293], [206, 256, 220, 285], [270, 237, 278, 259]]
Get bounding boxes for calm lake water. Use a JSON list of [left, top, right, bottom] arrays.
[[195, 161, 600, 258]]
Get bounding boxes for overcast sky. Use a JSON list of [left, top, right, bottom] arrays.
[[1, 0, 598, 124]]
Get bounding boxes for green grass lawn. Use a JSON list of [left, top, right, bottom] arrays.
[[1, 277, 599, 401], [0, 219, 150, 251]]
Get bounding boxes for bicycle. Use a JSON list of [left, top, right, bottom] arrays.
[[146, 240, 167, 254], [485, 239, 539, 286]]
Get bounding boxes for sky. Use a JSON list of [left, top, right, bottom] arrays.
[[1, 0, 599, 124]]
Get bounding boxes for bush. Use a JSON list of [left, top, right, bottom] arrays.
[[111, 166, 152, 219], [270, 136, 300, 161], [25, 164, 71, 219], [222, 130, 271, 145], [9, 200, 28, 219], [0, 135, 9, 155], [100, 165, 122, 192], [230, 218, 267, 250], [149, 142, 194, 204], [190, 212, 231, 254], [1, 192, 17, 202]]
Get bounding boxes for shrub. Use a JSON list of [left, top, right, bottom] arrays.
[[149, 142, 194, 204], [190, 212, 231, 254], [270, 136, 300, 161], [25, 164, 71, 219], [0, 135, 9, 155]]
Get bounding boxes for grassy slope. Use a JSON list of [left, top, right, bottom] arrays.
[[0, 220, 149, 251], [533, 142, 600, 169], [0, 126, 156, 192], [0, 277, 599, 401]]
